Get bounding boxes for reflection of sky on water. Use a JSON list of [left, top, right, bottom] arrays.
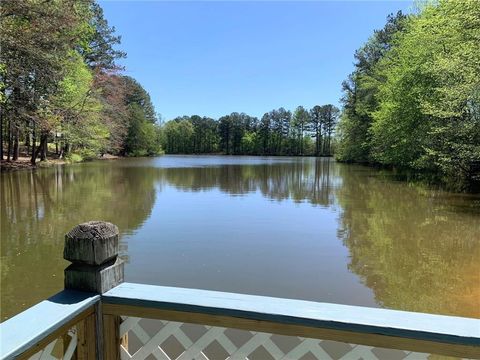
[[124, 185, 376, 308]]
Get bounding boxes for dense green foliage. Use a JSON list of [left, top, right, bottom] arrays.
[[0, 0, 161, 164], [336, 1, 480, 190], [159, 104, 339, 156], [4, 0, 477, 191]]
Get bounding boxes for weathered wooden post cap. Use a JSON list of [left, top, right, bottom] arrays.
[[64, 221, 124, 293], [64, 221, 119, 265]]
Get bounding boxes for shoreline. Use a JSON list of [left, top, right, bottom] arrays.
[[0, 154, 122, 172], [1, 153, 334, 173], [3, 154, 477, 193]]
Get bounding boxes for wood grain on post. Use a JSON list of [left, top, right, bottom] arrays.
[[64, 221, 124, 360], [102, 315, 122, 360], [64, 221, 123, 293], [75, 314, 97, 360]]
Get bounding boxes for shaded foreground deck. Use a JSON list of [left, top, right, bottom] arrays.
[[1, 222, 479, 360]]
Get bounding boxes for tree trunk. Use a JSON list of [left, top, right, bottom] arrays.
[[321, 131, 325, 156], [60, 141, 70, 159], [31, 124, 36, 164], [319, 135, 323, 156], [300, 125, 304, 156], [25, 123, 30, 156], [12, 127, 19, 160], [32, 130, 48, 165], [327, 131, 332, 156], [40, 133, 47, 161], [0, 107, 3, 160], [7, 117, 12, 161]]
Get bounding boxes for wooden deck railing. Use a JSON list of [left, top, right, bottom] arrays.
[[1, 221, 479, 360]]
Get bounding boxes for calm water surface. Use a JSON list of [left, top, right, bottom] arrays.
[[1, 156, 479, 321]]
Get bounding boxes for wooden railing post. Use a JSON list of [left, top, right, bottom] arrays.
[[64, 221, 124, 360]]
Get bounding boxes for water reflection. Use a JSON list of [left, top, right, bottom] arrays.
[[159, 158, 337, 206], [336, 165, 480, 317], [1, 164, 157, 319], [1, 156, 479, 321]]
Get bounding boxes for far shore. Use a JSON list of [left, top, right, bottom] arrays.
[[1, 153, 338, 172], [0, 154, 122, 172]]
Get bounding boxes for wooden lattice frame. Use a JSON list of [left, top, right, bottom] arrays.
[[27, 328, 77, 360], [119, 317, 434, 360]]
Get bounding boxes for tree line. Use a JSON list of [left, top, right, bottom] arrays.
[[336, 0, 480, 190], [0, 0, 161, 165], [159, 104, 339, 156]]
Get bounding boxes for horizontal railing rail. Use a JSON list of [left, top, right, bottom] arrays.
[[1, 221, 479, 360], [0, 291, 100, 360], [102, 282, 480, 359]]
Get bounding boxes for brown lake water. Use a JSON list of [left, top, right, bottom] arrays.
[[1, 155, 479, 321]]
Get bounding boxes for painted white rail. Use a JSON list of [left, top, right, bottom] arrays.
[[0, 291, 99, 360], [101, 283, 480, 359], [1, 282, 479, 359]]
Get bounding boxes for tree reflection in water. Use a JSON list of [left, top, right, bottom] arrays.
[[1, 157, 478, 321], [335, 165, 480, 317]]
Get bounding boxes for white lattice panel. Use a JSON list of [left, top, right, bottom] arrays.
[[28, 328, 77, 360], [119, 317, 432, 360]]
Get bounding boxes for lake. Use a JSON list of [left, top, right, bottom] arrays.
[[1, 155, 479, 321]]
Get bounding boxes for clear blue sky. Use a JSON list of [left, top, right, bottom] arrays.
[[100, 1, 413, 121]]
